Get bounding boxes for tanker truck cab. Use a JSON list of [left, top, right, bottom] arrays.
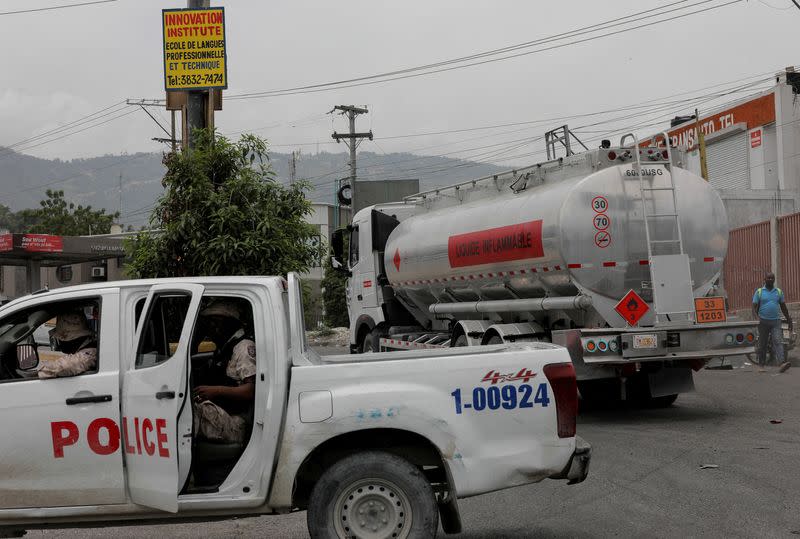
[[333, 204, 417, 353], [0, 274, 591, 538]]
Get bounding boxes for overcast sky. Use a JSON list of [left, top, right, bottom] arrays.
[[1, 0, 798, 167]]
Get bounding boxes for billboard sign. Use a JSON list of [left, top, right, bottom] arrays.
[[21, 234, 63, 253], [162, 7, 227, 91], [645, 93, 775, 150]]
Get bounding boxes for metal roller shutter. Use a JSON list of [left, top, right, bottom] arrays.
[[706, 131, 749, 189]]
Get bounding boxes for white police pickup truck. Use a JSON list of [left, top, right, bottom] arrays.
[[0, 273, 590, 538]]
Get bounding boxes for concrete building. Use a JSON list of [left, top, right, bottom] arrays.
[[646, 68, 800, 227], [0, 232, 127, 301], [301, 203, 352, 327]]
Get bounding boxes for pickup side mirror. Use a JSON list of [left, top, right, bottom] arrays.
[[330, 229, 352, 277], [16, 343, 39, 371]]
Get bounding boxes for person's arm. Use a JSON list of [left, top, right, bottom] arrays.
[[195, 377, 255, 402], [780, 300, 793, 330], [752, 301, 760, 320]]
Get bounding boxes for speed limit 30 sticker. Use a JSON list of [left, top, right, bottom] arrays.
[[591, 196, 608, 213]]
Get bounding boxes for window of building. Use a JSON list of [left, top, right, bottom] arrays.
[[56, 265, 73, 284]]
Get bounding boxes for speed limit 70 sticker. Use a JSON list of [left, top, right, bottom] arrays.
[[593, 213, 610, 230]]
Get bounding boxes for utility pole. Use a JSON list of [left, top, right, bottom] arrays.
[[694, 108, 709, 181], [289, 150, 299, 184], [186, 0, 210, 149], [331, 105, 372, 212]]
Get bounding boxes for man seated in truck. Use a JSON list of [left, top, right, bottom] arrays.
[[38, 311, 98, 379], [192, 299, 256, 444]]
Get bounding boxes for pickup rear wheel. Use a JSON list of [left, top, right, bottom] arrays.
[[307, 451, 438, 539]]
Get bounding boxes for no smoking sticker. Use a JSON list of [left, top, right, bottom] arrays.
[[594, 231, 611, 248]]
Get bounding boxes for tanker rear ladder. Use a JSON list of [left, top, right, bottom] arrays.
[[621, 131, 695, 325]]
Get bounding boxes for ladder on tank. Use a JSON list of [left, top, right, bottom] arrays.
[[621, 132, 696, 324]]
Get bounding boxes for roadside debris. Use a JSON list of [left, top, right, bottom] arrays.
[[769, 419, 783, 424], [699, 464, 719, 470], [306, 327, 349, 347]]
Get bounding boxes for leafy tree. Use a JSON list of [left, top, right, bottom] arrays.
[[0, 204, 23, 232], [24, 190, 119, 235], [321, 238, 350, 328], [126, 129, 323, 278]]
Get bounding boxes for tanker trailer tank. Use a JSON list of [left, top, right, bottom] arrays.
[[383, 163, 728, 329]]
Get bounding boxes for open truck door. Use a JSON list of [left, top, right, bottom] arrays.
[[122, 283, 205, 513]]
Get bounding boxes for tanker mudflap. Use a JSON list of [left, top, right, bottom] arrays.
[[649, 367, 694, 397], [549, 436, 591, 485]]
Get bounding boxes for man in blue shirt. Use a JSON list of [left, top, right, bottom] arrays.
[[752, 272, 793, 371]]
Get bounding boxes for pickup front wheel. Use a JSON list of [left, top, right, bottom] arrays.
[[307, 451, 438, 539]]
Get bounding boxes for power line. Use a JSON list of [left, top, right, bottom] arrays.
[[230, 69, 775, 159], [228, 0, 702, 99], [0, 0, 117, 16], [1, 107, 138, 160], [307, 77, 774, 185], [227, 0, 743, 100], [0, 101, 129, 158]]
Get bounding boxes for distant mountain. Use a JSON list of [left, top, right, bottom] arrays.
[[0, 147, 508, 227]]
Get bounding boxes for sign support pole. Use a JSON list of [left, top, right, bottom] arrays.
[[185, 0, 211, 150], [26, 260, 41, 294]]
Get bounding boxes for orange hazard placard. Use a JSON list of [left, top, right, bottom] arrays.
[[695, 297, 727, 324]]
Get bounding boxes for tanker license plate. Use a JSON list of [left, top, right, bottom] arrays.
[[633, 334, 657, 349]]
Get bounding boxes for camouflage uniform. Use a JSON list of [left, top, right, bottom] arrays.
[[193, 329, 256, 443], [38, 311, 97, 379], [38, 347, 97, 379]]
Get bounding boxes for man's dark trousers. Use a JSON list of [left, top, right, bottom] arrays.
[[756, 318, 784, 365]]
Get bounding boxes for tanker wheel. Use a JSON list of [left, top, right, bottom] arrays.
[[360, 328, 380, 353], [452, 334, 469, 347], [485, 335, 504, 345], [578, 379, 622, 411], [647, 394, 679, 408]]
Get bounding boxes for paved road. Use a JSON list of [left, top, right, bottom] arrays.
[[29, 362, 799, 538]]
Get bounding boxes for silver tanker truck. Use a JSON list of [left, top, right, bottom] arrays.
[[331, 133, 758, 406]]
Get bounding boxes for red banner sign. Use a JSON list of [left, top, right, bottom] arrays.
[[448, 220, 544, 268], [0, 234, 12, 252], [21, 234, 63, 253]]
